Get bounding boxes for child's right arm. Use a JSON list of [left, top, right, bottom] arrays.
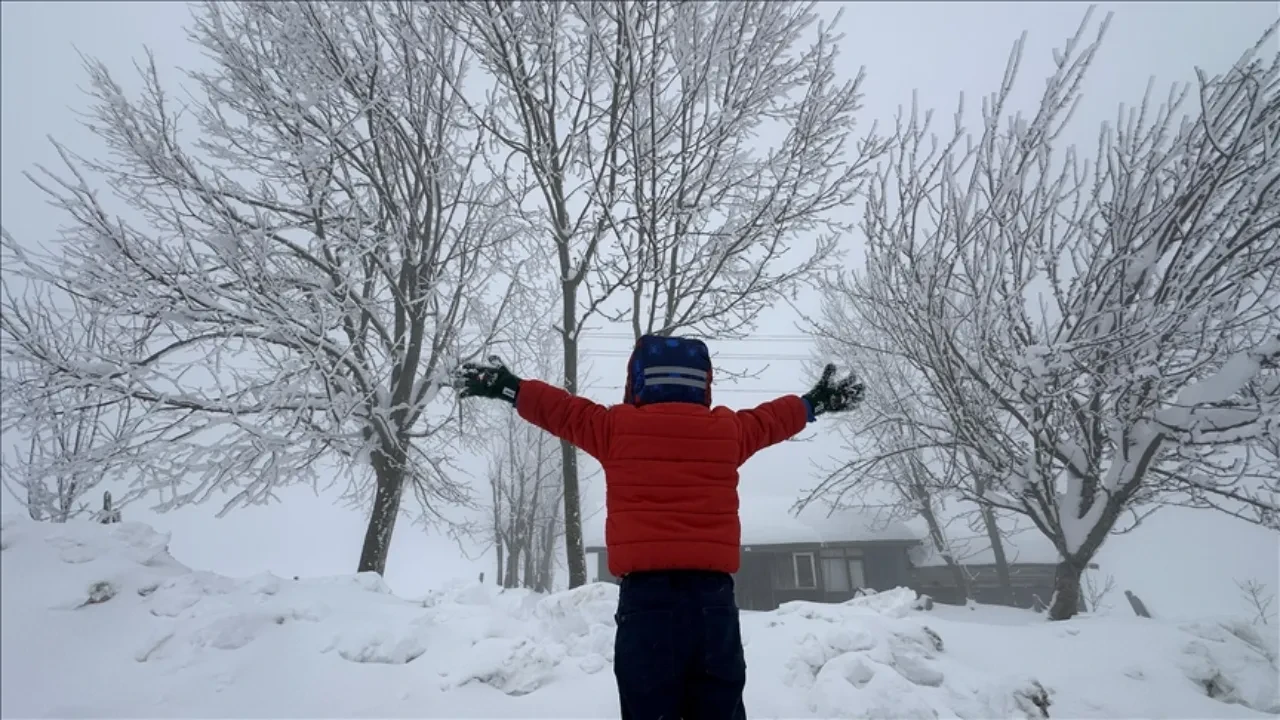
[[515, 379, 612, 459]]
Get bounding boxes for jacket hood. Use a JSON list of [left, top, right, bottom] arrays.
[[623, 335, 713, 407]]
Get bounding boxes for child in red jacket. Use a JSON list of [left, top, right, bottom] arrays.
[[454, 335, 863, 720]]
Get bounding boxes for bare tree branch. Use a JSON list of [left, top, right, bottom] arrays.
[[813, 12, 1280, 620], [611, 2, 886, 342], [0, 1, 522, 575]]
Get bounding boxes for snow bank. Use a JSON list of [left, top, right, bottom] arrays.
[[2, 514, 1275, 718]]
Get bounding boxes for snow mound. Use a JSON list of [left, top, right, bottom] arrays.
[[2, 514, 1275, 718], [760, 592, 1050, 719]]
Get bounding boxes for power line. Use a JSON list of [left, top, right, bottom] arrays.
[[583, 385, 799, 395], [581, 332, 818, 343], [581, 350, 812, 361]]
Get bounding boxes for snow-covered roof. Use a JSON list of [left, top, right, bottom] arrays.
[[583, 493, 920, 549], [909, 529, 1062, 567]]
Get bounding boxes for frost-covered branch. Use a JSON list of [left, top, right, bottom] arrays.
[[0, 1, 523, 575], [815, 11, 1280, 619], [1235, 577, 1276, 626], [800, 315, 1013, 604], [612, 2, 885, 341], [0, 283, 148, 522], [440, 0, 639, 588]]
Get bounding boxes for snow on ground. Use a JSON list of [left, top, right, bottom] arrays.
[[2, 515, 1276, 719]]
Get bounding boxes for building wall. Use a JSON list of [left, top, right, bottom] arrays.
[[911, 563, 1059, 609], [865, 544, 913, 589], [593, 546, 1062, 611], [589, 543, 921, 612]]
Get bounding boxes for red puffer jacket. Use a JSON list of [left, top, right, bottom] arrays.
[[515, 379, 809, 576]]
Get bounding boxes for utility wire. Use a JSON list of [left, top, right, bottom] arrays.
[[577, 337, 824, 393], [581, 350, 812, 361], [580, 332, 818, 343], [584, 384, 798, 394]]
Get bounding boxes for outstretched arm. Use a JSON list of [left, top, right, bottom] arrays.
[[735, 396, 810, 463], [735, 363, 866, 463], [453, 359, 612, 459], [515, 380, 612, 460]]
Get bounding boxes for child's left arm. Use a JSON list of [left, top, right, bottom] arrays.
[[733, 363, 865, 462], [733, 395, 809, 463]]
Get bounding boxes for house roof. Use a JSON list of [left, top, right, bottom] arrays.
[[908, 528, 1063, 567], [582, 493, 920, 549]]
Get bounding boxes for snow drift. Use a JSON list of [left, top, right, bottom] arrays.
[[1, 514, 1275, 719]]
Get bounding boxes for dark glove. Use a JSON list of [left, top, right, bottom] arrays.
[[802, 363, 865, 417], [452, 356, 522, 405]]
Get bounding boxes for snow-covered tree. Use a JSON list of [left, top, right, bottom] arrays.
[[1, 287, 144, 523], [443, 0, 635, 588], [0, 1, 522, 575], [816, 12, 1280, 619], [446, 0, 883, 587], [795, 332, 979, 604], [610, 2, 884, 341], [485, 410, 563, 592], [806, 282, 1028, 605], [468, 319, 566, 592]]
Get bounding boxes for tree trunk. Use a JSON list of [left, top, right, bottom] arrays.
[[522, 523, 537, 588], [493, 475, 503, 585], [58, 479, 77, 523], [1049, 497, 1120, 620], [1048, 557, 1086, 620], [941, 554, 971, 604], [979, 502, 1014, 605], [495, 537, 504, 586], [504, 543, 521, 588], [357, 446, 405, 575], [27, 480, 43, 522], [559, 293, 588, 588], [918, 496, 972, 603], [540, 504, 560, 589]]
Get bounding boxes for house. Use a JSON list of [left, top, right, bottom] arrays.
[[908, 530, 1093, 610], [584, 497, 922, 611], [585, 495, 1083, 612]]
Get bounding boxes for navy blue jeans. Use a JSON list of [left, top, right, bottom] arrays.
[[613, 570, 747, 720]]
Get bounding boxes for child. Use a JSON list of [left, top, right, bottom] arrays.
[[453, 335, 864, 720]]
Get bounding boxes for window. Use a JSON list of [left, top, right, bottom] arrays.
[[819, 548, 868, 593], [773, 555, 795, 589], [793, 552, 817, 589], [822, 556, 850, 592], [848, 556, 867, 590]]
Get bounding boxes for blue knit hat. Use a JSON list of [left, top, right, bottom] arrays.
[[623, 335, 713, 407]]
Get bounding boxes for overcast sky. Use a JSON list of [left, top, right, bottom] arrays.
[[2, 1, 1276, 618]]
